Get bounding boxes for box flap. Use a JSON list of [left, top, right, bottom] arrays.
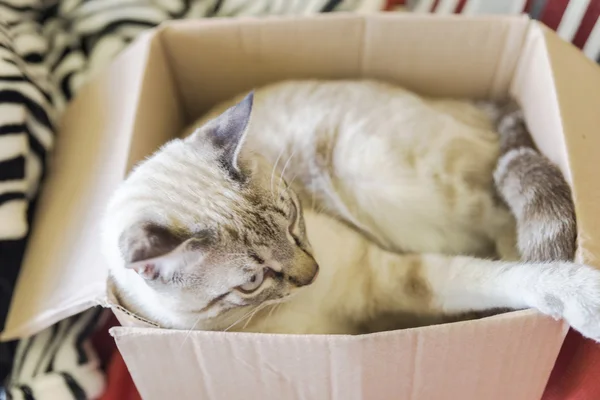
[[0, 28, 184, 341], [511, 23, 600, 265], [543, 27, 600, 265], [112, 310, 566, 400]]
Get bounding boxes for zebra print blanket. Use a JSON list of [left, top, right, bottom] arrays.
[[0, 1, 380, 398]]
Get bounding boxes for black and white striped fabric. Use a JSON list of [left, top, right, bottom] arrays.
[[3, 308, 106, 400], [0, 1, 382, 399]]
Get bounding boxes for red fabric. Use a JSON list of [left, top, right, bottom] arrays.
[[90, 315, 118, 369], [455, 0, 467, 13], [98, 351, 142, 400], [543, 329, 600, 400], [539, 0, 570, 30], [572, 2, 600, 48], [383, 0, 405, 11], [91, 314, 142, 400]]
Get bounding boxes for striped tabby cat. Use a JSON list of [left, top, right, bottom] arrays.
[[102, 80, 600, 340]]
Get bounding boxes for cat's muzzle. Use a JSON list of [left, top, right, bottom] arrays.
[[289, 262, 319, 287]]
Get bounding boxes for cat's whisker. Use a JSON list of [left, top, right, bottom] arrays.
[[270, 145, 287, 200], [266, 302, 282, 324], [261, 304, 277, 329], [224, 305, 262, 332], [242, 303, 269, 330], [277, 148, 296, 197], [282, 170, 300, 197], [266, 304, 277, 321], [179, 313, 204, 350]]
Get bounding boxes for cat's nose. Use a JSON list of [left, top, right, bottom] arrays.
[[301, 262, 319, 286], [307, 263, 319, 284], [290, 262, 319, 287]]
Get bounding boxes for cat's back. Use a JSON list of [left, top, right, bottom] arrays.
[[188, 79, 498, 173], [257, 80, 504, 254], [185, 80, 508, 256], [186, 79, 445, 139]]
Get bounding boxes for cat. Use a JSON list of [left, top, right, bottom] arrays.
[[101, 80, 598, 340]]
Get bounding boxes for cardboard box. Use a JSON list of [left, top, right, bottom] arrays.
[[3, 13, 600, 400]]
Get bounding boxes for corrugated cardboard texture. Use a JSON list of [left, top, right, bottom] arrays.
[[112, 310, 564, 400]]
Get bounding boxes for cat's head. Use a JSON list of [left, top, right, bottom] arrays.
[[103, 92, 318, 329]]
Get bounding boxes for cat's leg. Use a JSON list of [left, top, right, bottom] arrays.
[[372, 252, 600, 341], [490, 100, 577, 261]]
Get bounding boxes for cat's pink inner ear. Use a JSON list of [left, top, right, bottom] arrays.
[[125, 248, 185, 282], [127, 261, 160, 281], [124, 237, 210, 282], [119, 222, 186, 264]]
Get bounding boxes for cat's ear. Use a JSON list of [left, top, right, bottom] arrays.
[[119, 223, 212, 282], [194, 91, 254, 181]]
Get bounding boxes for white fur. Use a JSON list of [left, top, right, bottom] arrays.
[[188, 80, 514, 256], [103, 80, 600, 341], [244, 211, 600, 341]]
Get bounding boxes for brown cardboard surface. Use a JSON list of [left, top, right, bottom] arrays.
[[511, 24, 600, 266], [542, 27, 600, 266], [0, 31, 159, 340], [3, 13, 599, 399], [112, 310, 564, 400], [161, 14, 529, 121]]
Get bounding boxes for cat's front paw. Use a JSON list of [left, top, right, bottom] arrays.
[[534, 263, 600, 342]]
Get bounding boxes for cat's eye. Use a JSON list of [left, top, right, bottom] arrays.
[[238, 268, 265, 293]]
